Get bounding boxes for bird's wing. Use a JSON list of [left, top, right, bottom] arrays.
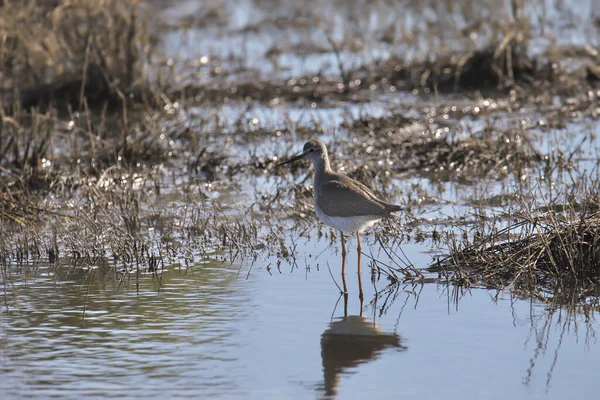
[[315, 180, 390, 217]]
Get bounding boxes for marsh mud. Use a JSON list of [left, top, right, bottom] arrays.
[[2, 0, 600, 398]]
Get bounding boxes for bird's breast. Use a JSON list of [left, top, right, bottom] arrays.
[[314, 202, 381, 233]]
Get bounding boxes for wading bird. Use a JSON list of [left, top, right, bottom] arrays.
[[278, 139, 402, 298]]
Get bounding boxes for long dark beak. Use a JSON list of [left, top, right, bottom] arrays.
[[277, 151, 308, 166]]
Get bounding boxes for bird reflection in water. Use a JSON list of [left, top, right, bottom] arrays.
[[318, 284, 406, 398]]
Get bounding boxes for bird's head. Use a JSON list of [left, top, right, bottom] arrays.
[[277, 139, 328, 167]]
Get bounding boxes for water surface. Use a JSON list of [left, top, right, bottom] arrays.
[[1, 239, 598, 399]]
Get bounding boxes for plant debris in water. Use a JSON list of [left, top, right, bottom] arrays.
[[432, 188, 600, 304], [343, 114, 541, 181]]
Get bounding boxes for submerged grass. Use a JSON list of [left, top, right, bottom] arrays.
[[174, 25, 598, 108], [344, 113, 542, 181]]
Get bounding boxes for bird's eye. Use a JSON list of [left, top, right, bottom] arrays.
[[309, 148, 315, 152]]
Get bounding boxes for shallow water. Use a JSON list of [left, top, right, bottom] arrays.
[[1, 238, 599, 399], [158, 0, 600, 84]]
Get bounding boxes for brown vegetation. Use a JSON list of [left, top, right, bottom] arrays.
[[432, 180, 600, 304], [0, 0, 153, 111]]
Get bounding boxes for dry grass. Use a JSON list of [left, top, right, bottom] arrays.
[[0, 169, 268, 275], [0, 0, 153, 111], [432, 179, 600, 304], [0, 0, 166, 200]]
